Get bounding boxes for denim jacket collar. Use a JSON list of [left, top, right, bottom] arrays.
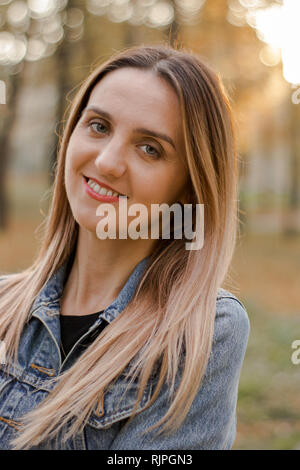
[[28, 254, 151, 323]]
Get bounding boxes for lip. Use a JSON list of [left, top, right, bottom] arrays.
[[83, 175, 126, 196], [83, 176, 126, 203]]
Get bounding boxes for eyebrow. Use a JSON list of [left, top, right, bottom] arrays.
[[82, 105, 176, 151]]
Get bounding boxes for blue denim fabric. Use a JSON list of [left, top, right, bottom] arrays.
[[0, 256, 250, 450]]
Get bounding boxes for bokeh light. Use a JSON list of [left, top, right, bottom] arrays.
[[239, 0, 264, 7], [254, 4, 282, 48], [61, 7, 84, 41], [245, 9, 257, 28], [250, 0, 300, 84], [107, 0, 133, 23], [280, 0, 300, 84], [66, 24, 84, 42], [175, 0, 205, 15], [138, 0, 156, 6], [86, 0, 112, 16], [259, 44, 281, 67], [25, 37, 47, 61], [41, 15, 64, 43], [228, 0, 245, 14], [0, 31, 27, 65], [175, 0, 205, 24], [56, 0, 68, 11], [63, 8, 84, 29], [6, 1, 29, 27], [146, 1, 174, 28], [227, 8, 246, 27], [128, 4, 147, 26], [28, 0, 57, 19]]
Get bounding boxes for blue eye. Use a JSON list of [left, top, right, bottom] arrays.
[[141, 144, 161, 158], [89, 121, 108, 134]]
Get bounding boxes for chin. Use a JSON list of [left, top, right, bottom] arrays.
[[71, 208, 98, 234]]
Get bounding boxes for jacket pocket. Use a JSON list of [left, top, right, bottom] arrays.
[[86, 372, 154, 430], [0, 370, 19, 446], [0, 363, 48, 431]]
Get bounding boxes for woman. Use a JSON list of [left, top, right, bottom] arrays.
[[0, 44, 250, 450]]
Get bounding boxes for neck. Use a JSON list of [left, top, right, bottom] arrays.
[[60, 227, 154, 316]]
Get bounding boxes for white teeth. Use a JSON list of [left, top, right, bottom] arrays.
[[87, 178, 121, 197]]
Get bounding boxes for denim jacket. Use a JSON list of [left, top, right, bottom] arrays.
[[0, 256, 250, 450]]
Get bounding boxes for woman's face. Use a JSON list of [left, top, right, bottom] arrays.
[[64, 67, 189, 237]]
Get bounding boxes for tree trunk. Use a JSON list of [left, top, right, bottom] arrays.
[[48, 40, 71, 184], [283, 102, 300, 235], [0, 72, 21, 230], [167, 1, 180, 47]]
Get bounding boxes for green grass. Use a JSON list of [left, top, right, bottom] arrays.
[[234, 298, 300, 449]]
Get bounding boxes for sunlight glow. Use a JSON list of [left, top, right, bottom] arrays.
[[259, 45, 281, 67], [252, 0, 300, 84]]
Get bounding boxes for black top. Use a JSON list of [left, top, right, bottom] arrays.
[[59, 250, 108, 359], [60, 311, 106, 359]]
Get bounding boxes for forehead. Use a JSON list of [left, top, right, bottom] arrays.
[[86, 67, 182, 134]]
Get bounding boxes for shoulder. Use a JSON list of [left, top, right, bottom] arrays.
[[216, 287, 248, 309], [210, 288, 250, 366], [216, 287, 250, 336]]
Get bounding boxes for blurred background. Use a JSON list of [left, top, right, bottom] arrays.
[[0, 0, 299, 450]]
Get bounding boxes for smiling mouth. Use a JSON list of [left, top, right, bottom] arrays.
[[83, 176, 127, 197]]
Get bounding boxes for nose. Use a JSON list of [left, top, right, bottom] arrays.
[[94, 134, 127, 178]]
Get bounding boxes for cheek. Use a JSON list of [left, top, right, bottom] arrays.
[[134, 166, 187, 205], [64, 152, 75, 195], [64, 146, 82, 200], [64, 143, 86, 186], [158, 171, 187, 204], [65, 144, 79, 171], [65, 129, 87, 167]]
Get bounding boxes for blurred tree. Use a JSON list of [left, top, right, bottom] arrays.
[[0, 72, 21, 230], [1, 0, 298, 236], [168, 0, 179, 47], [48, 2, 146, 184], [283, 100, 300, 235], [48, 30, 71, 181]]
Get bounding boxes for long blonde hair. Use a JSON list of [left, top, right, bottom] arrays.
[[0, 44, 238, 449]]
